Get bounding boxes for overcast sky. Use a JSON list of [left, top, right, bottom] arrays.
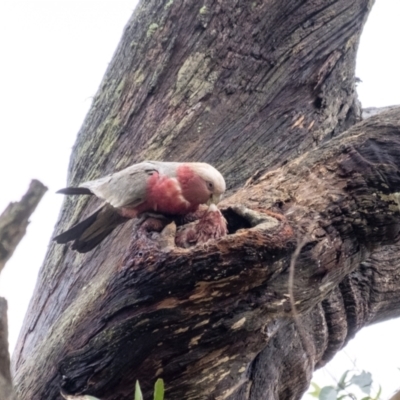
[[1, 1, 400, 398]]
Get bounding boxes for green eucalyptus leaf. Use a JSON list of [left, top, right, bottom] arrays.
[[135, 380, 143, 400], [372, 385, 382, 400], [350, 371, 373, 394], [309, 382, 321, 398], [319, 386, 338, 400], [337, 370, 351, 390], [154, 379, 165, 400]]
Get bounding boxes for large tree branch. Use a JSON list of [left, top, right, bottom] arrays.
[[14, 109, 400, 399]]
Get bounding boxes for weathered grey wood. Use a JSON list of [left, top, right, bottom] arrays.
[[0, 180, 47, 274], [362, 105, 399, 119], [0, 180, 47, 400], [13, 1, 398, 400], [0, 298, 16, 400]]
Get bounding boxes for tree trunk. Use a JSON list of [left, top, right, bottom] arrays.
[[13, 1, 399, 400]]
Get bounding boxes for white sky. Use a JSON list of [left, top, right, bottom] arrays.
[[0, 0, 399, 398]]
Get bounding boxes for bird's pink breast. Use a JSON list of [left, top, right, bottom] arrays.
[[133, 171, 198, 215], [176, 164, 210, 205]]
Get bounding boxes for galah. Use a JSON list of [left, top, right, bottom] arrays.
[[175, 204, 228, 248], [53, 161, 226, 253]]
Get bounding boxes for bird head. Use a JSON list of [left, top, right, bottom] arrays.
[[177, 163, 226, 206]]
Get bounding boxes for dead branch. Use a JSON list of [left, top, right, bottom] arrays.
[[0, 180, 47, 274]]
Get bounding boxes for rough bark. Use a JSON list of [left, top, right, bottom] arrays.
[[12, 1, 398, 400]]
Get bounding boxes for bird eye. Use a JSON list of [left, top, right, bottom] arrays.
[[207, 181, 214, 190]]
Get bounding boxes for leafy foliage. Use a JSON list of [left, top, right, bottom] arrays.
[[135, 379, 165, 400], [153, 379, 165, 400], [350, 371, 373, 395], [135, 380, 143, 400], [308, 370, 380, 400]]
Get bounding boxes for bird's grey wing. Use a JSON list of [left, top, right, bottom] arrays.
[[53, 204, 129, 253], [79, 162, 158, 208]]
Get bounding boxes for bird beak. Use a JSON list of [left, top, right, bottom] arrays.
[[208, 194, 221, 205]]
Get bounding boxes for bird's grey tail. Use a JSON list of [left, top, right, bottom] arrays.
[[57, 187, 93, 195], [53, 205, 128, 253]]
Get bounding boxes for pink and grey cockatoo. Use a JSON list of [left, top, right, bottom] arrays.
[[54, 161, 226, 253]]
